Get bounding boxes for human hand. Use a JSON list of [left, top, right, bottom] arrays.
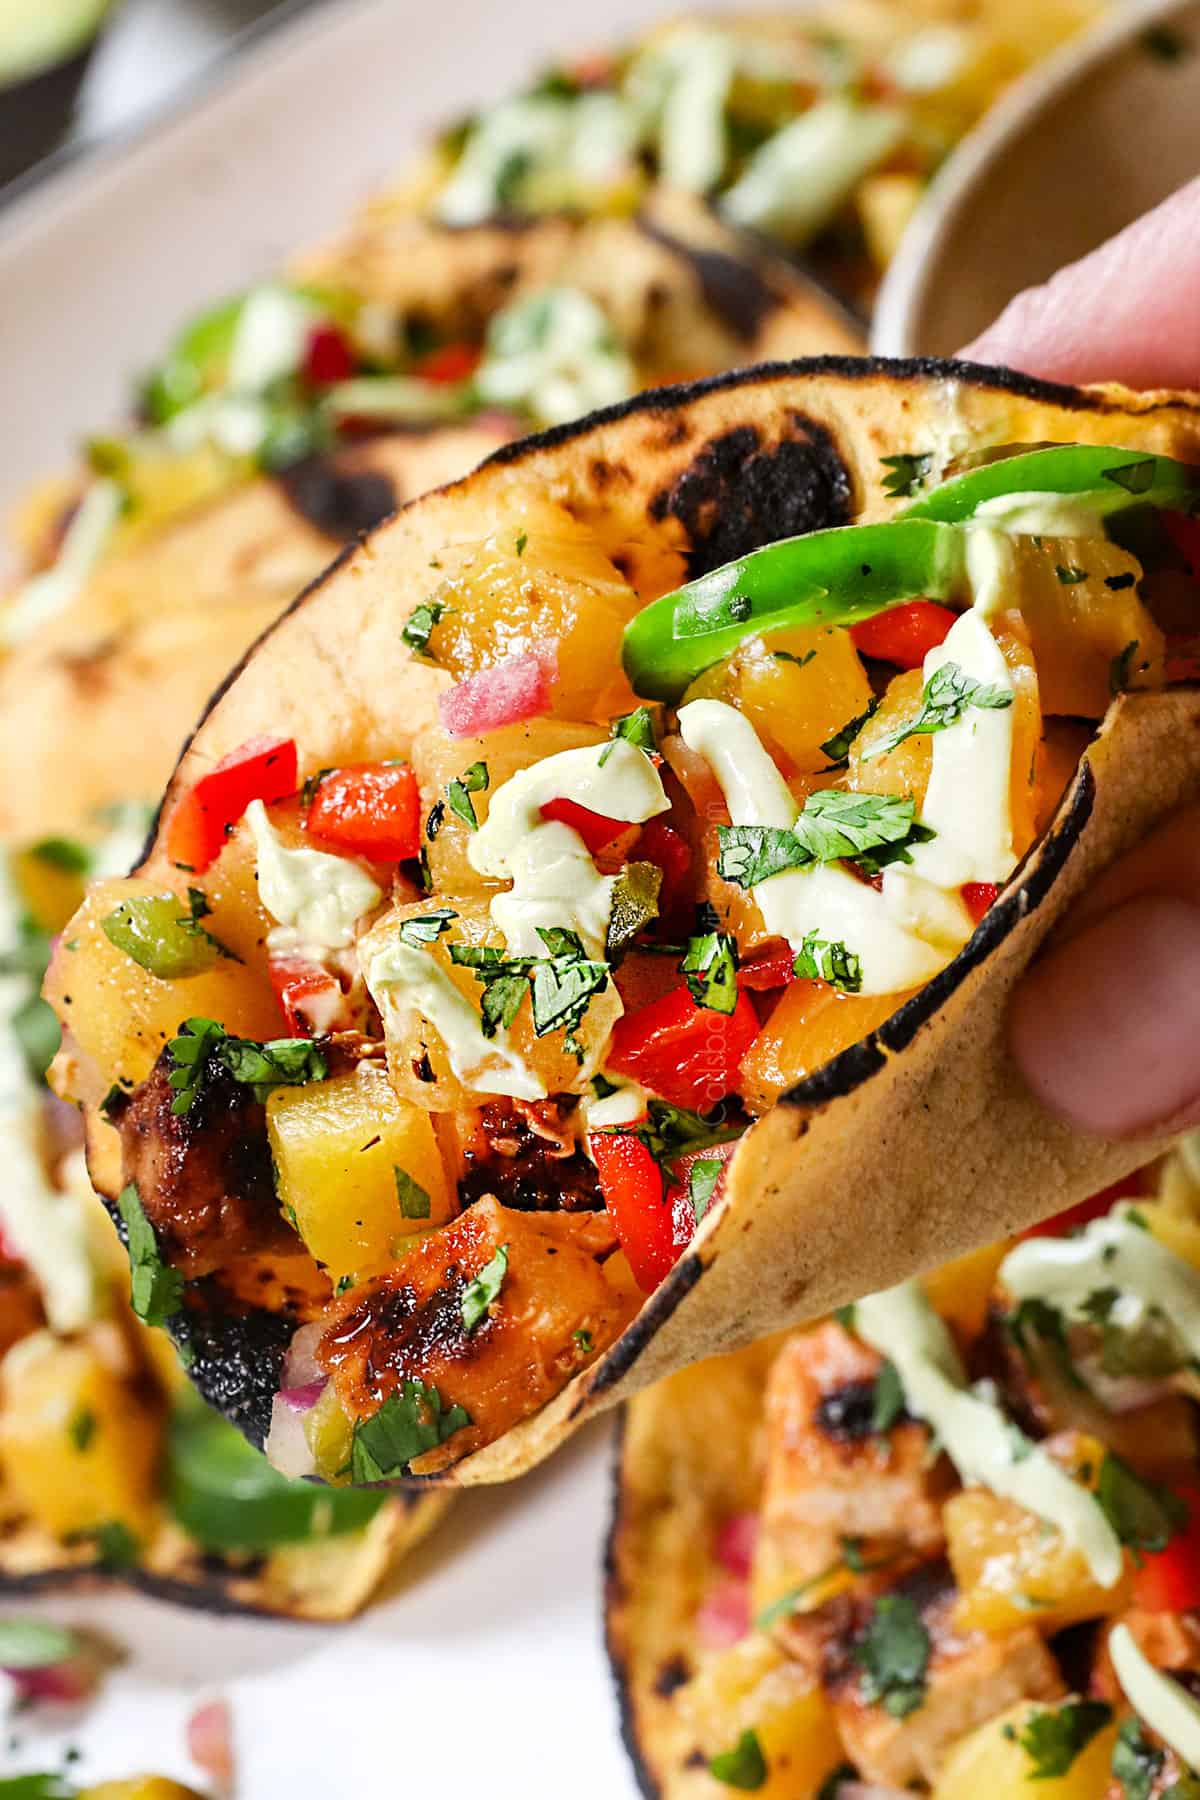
[[962, 178, 1200, 1139]]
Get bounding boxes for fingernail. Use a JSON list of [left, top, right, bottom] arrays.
[[1010, 893, 1200, 1138]]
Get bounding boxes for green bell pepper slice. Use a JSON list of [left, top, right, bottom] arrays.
[[166, 1398, 385, 1554], [901, 445, 1200, 524], [622, 444, 1200, 702], [622, 518, 967, 701]]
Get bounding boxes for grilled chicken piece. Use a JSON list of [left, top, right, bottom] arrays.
[[317, 1195, 637, 1471], [457, 1098, 601, 1212], [1092, 1607, 1200, 1702], [756, 1323, 953, 1594], [115, 1054, 294, 1279], [785, 1559, 1065, 1788]]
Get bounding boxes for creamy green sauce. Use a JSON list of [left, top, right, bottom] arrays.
[[3, 480, 123, 649], [1110, 1622, 1200, 1771], [246, 799, 381, 953], [365, 939, 545, 1102], [855, 1280, 1123, 1586], [475, 287, 635, 429], [721, 95, 905, 244]]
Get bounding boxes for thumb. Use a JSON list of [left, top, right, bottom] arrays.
[[961, 176, 1200, 390]]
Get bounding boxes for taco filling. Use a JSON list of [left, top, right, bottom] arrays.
[[607, 1141, 1200, 1799], [45, 421, 1200, 1483]]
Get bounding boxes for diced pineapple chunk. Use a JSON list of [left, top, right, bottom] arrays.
[[413, 717, 606, 896], [858, 171, 923, 271], [423, 495, 642, 722], [267, 1063, 454, 1282], [45, 877, 281, 1094], [739, 980, 910, 1114], [946, 1437, 1132, 1636], [921, 1240, 1013, 1340], [932, 1697, 1119, 1800], [0, 1328, 161, 1543], [679, 1634, 844, 1798], [362, 897, 621, 1112], [83, 1782, 205, 1800], [1006, 536, 1163, 717], [1142, 1199, 1200, 1274], [11, 841, 87, 934], [683, 625, 873, 776]]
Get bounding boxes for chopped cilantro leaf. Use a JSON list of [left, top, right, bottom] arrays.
[[299, 767, 334, 811], [117, 1183, 184, 1326], [773, 647, 817, 669], [680, 932, 738, 1014], [1016, 1698, 1112, 1779], [854, 1592, 930, 1718], [718, 792, 931, 888], [349, 1380, 471, 1482], [462, 1244, 509, 1332], [1112, 1717, 1164, 1800], [599, 706, 658, 766], [688, 1157, 724, 1224], [864, 660, 1013, 761], [68, 1407, 97, 1453], [394, 1168, 431, 1220], [792, 931, 862, 993], [1096, 1452, 1188, 1559], [1110, 639, 1142, 695], [26, 835, 91, 875], [709, 1729, 767, 1790], [1055, 564, 1089, 585], [401, 598, 448, 656], [870, 1360, 905, 1433], [515, 532, 528, 556], [398, 907, 457, 948], [880, 451, 933, 498], [446, 761, 490, 830], [529, 942, 609, 1050], [820, 698, 879, 766], [627, 1099, 742, 1171], [166, 1017, 327, 1113]]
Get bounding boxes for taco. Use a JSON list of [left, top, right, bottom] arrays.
[[606, 1139, 1200, 1798], [43, 356, 1200, 1492]]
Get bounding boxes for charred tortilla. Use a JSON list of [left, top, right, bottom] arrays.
[[46, 356, 1200, 1489]]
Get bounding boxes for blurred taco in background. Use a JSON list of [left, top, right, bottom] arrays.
[[42, 355, 1200, 1492], [606, 1139, 1200, 1798]]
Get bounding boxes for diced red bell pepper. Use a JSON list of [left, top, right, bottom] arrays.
[[738, 945, 797, 991], [305, 762, 421, 862], [607, 982, 758, 1112], [539, 797, 629, 854], [590, 1130, 692, 1292], [1163, 510, 1200, 578], [1018, 1174, 1145, 1242], [303, 323, 356, 387], [634, 818, 692, 930], [165, 735, 298, 873], [1132, 1480, 1200, 1611], [851, 601, 957, 669], [414, 341, 482, 385], [962, 882, 999, 925], [269, 957, 344, 1036]]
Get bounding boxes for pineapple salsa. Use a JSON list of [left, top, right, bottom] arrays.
[[45, 446, 1200, 1480]]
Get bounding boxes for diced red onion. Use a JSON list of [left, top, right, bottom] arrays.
[[8, 1659, 95, 1704], [281, 1321, 325, 1389], [188, 1696, 235, 1793], [837, 1784, 910, 1799], [439, 642, 558, 737], [714, 1511, 758, 1579], [280, 1380, 326, 1413], [695, 1576, 750, 1649], [266, 1391, 318, 1479]]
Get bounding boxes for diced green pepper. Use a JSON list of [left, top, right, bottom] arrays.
[[100, 895, 220, 980]]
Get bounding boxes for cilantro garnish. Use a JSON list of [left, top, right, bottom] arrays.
[[870, 1360, 904, 1433], [1016, 1699, 1112, 1780], [515, 532, 528, 556], [70, 1520, 141, 1571], [402, 598, 448, 656], [398, 907, 458, 948], [1055, 564, 1089, 585], [680, 932, 738, 1014], [792, 931, 862, 993], [756, 1538, 899, 1628], [708, 1729, 767, 1790], [349, 1380, 471, 1482], [1110, 640, 1145, 695], [880, 451, 933, 498], [853, 1592, 930, 1718], [1103, 459, 1157, 495], [394, 1168, 431, 1221], [299, 767, 334, 811], [166, 1017, 327, 1114], [688, 1157, 724, 1224], [68, 1407, 96, 1453], [449, 945, 532, 1037], [1096, 1452, 1188, 1559], [624, 1099, 743, 1172], [1111, 1717, 1164, 1800], [864, 660, 1013, 761], [425, 801, 445, 840], [599, 706, 658, 767], [26, 835, 91, 875], [181, 885, 240, 961], [446, 761, 489, 830], [820, 698, 879, 767], [0, 1773, 76, 1798], [116, 1183, 184, 1326], [773, 647, 816, 669], [718, 792, 932, 888], [462, 1244, 509, 1332], [452, 930, 608, 1053]]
